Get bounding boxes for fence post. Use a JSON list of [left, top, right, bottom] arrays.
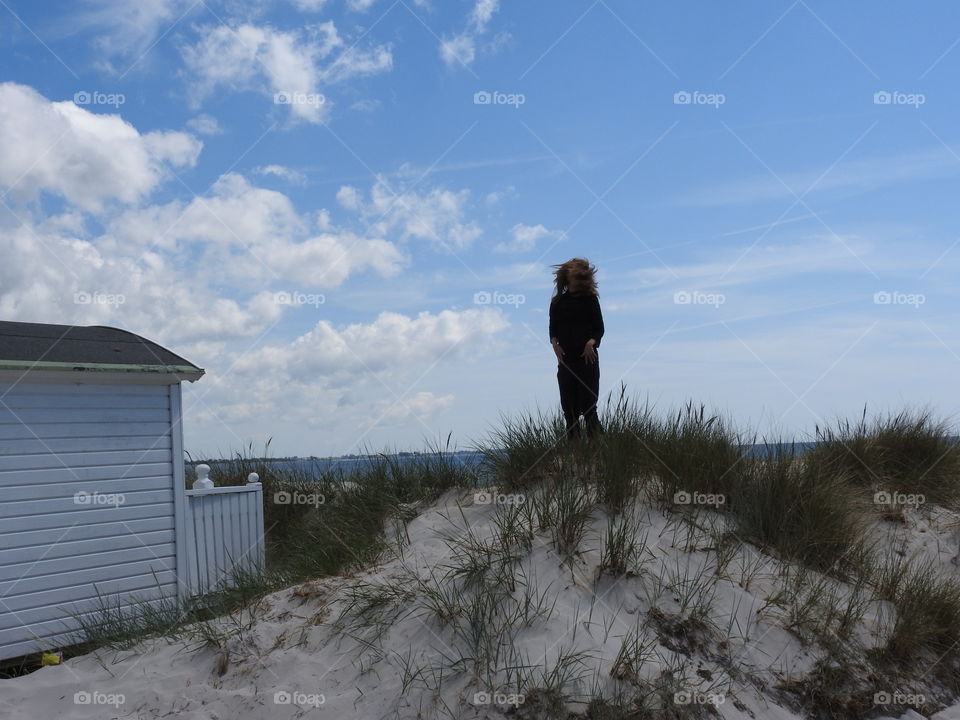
[[193, 463, 214, 490]]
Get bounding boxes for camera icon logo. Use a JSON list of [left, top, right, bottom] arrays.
[[673, 91, 692, 105], [474, 91, 492, 105], [873, 91, 892, 105], [274, 92, 292, 105], [873, 490, 892, 505]]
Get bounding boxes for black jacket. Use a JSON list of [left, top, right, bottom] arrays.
[[549, 290, 604, 356]]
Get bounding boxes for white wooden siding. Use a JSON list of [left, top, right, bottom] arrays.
[[0, 381, 178, 660], [184, 486, 265, 596]]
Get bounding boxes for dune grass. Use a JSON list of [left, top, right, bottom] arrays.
[[21, 388, 960, 718], [732, 445, 869, 574], [807, 407, 960, 510], [64, 435, 479, 660]]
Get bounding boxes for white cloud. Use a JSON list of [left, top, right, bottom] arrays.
[[350, 98, 381, 112], [186, 113, 223, 135], [291, 0, 329, 9], [254, 164, 308, 185], [439, 0, 500, 67], [74, 0, 199, 67], [470, 0, 499, 31], [109, 172, 407, 288], [494, 223, 553, 253], [341, 175, 482, 249], [181, 21, 392, 123], [381, 391, 455, 420], [0, 216, 285, 343], [440, 34, 476, 67], [233, 307, 509, 381], [0, 82, 201, 213], [336, 185, 363, 211]]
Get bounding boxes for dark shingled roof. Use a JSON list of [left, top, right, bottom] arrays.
[[0, 321, 204, 380]]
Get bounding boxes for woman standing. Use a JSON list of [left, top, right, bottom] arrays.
[[549, 258, 605, 441]]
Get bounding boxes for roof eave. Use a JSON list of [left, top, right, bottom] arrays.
[[0, 359, 205, 382]]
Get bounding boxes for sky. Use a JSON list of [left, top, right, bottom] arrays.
[[1, 0, 959, 458]]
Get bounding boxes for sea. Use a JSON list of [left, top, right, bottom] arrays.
[[198, 441, 827, 482]]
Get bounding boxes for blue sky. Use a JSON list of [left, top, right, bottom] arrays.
[[2, 0, 959, 457]]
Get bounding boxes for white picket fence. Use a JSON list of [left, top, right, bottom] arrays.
[[182, 465, 265, 597]]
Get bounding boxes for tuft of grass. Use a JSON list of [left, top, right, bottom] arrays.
[[871, 549, 960, 658], [807, 407, 960, 510], [647, 401, 745, 508], [732, 446, 868, 574], [68, 436, 476, 659], [535, 475, 594, 561], [593, 384, 656, 512], [598, 511, 649, 578], [475, 408, 567, 491]]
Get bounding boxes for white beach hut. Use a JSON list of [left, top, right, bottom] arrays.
[[0, 321, 263, 662]]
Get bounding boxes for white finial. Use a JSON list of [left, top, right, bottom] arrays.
[[193, 463, 214, 490], [247, 472, 260, 485]]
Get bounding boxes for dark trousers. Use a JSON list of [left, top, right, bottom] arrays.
[[557, 351, 602, 440]]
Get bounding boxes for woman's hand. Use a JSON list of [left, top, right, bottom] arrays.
[[552, 339, 565, 362], [582, 339, 597, 365]]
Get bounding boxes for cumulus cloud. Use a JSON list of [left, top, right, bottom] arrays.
[[254, 164, 308, 185], [494, 223, 553, 253], [186, 113, 223, 135], [381, 391, 455, 420], [181, 21, 392, 123], [233, 307, 508, 381], [439, 0, 500, 68], [338, 175, 482, 249], [0, 83, 202, 213], [0, 216, 285, 343], [74, 0, 200, 68], [108, 172, 407, 287]]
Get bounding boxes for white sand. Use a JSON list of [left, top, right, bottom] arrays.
[[2, 487, 959, 719]]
